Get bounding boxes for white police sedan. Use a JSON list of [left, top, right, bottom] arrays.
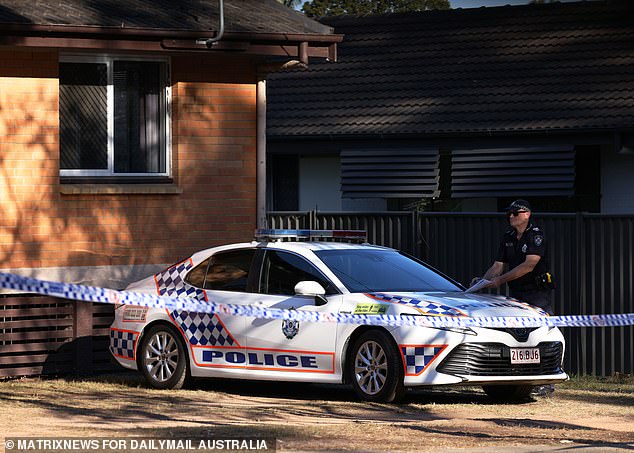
[[110, 229, 567, 402]]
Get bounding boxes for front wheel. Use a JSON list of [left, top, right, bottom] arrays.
[[348, 330, 405, 403], [138, 324, 189, 389], [482, 384, 533, 402]]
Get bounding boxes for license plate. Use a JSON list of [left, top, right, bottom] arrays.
[[510, 348, 540, 364]]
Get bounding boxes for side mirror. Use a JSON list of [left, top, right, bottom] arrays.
[[294, 281, 328, 306]]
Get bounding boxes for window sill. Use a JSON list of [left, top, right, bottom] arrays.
[[60, 184, 183, 195]]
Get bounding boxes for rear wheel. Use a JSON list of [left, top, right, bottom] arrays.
[[482, 384, 533, 402], [138, 324, 188, 389], [349, 330, 405, 403]]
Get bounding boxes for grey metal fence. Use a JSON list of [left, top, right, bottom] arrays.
[[268, 211, 634, 377]]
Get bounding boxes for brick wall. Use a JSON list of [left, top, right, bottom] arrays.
[[0, 50, 258, 273]]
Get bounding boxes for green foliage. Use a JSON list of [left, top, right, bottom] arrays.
[[302, 0, 451, 17]]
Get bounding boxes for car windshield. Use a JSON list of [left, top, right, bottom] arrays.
[[315, 249, 463, 293]]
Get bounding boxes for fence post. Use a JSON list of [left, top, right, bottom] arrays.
[[411, 211, 418, 257], [576, 211, 587, 375], [73, 300, 93, 374]]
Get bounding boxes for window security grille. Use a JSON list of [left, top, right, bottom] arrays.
[[59, 63, 108, 170], [59, 57, 168, 178]]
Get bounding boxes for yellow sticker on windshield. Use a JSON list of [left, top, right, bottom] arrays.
[[354, 303, 388, 315]]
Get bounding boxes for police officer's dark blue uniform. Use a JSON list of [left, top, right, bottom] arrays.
[[498, 219, 553, 315], [474, 199, 555, 315]]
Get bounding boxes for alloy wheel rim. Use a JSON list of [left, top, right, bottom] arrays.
[[354, 340, 388, 395], [144, 331, 179, 382]]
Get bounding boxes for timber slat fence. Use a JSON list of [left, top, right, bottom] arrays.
[[0, 296, 115, 378]]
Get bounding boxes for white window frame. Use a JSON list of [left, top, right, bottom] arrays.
[[59, 54, 172, 178]]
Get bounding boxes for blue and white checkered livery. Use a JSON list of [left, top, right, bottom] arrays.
[[155, 259, 237, 346], [515, 300, 550, 317], [401, 345, 446, 376], [169, 310, 236, 346], [110, 329, 137, 360], [368, 293, 467, 317], [154, 259, 207, 301]]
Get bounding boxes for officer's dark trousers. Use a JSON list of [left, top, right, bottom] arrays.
[[510, 288, 554, 315]]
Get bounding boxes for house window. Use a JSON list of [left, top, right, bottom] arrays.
[[59, 56, 170, 178]]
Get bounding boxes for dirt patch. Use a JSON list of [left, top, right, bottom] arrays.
[[1, 374, 633, 452]]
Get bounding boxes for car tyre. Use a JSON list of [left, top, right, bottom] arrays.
[[138, 323, 189, 390], [482, 384, 533, 402], [349, 330, 405, 403]]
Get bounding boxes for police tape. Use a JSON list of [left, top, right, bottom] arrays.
[[0, 271, 633, 329]]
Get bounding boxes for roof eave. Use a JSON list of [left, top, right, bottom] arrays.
[[0, 23, 343, 61], [267, 126, 634, 142]]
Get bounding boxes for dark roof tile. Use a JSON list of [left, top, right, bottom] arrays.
[[267, 0, 634, 137], [0, 0, 332, 35]]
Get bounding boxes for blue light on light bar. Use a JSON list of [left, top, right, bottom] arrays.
[[255, 229, 367, 241]]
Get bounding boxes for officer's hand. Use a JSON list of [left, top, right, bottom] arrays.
[[485, 277, 502, 289], [470, 277, 481, 287]]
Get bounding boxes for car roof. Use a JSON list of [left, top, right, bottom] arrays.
[[258, 241, 391, 252], [190, 240, 392, 263]]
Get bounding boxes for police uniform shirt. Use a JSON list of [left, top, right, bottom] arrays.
[[497, 223, 549, 290]]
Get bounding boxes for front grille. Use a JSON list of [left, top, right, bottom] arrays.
[[437, 342, 563, 377]]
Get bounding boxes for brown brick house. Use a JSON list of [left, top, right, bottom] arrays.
[[0, 0, 340, 377]]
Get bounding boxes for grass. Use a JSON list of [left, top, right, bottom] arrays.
[[1, 373, 633, 452], [561, 373, 634, 392]]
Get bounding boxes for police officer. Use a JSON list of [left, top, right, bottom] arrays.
[[475, 199, 554, 315]]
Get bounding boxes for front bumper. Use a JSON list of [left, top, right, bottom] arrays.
[[437, 341, 564, 377], [397, 324, 568, 386]]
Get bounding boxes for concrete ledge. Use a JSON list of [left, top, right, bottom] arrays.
[[60, 184, 183, 195]]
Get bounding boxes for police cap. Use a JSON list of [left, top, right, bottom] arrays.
[[504, 199, 532, 212]]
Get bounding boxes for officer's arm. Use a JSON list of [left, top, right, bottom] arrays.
[[483, 261, 504, 280], [489, 254, 541, 288], [471, 261, 505, 286]]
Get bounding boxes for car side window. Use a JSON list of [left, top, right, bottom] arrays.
[[185, 258, 210, 288], [186, 249, 255, 292], [260, 250, 335, 296]]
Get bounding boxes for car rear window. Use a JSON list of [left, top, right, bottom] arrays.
[[186, 249, 255, 292]]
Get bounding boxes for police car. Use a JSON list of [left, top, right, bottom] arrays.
[[110, 229, 567, 402]]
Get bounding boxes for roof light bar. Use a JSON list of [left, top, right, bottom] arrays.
[[255, 229, 367, 241]]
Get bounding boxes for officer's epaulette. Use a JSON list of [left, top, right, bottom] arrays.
[[504, 228, 515, 236]]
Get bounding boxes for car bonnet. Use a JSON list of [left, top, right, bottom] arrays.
[[365, 292, 549, 318]]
